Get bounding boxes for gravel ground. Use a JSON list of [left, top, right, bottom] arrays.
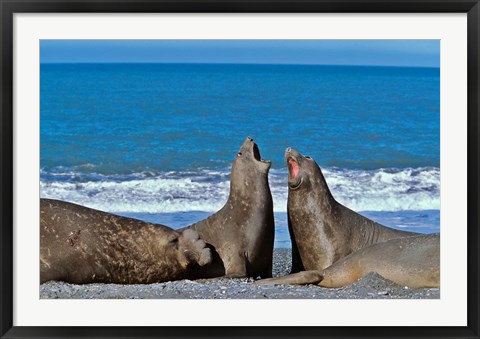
[[40, 249, 440, 299]]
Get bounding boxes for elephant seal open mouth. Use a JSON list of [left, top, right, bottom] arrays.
[[184, 137, 275, 279]]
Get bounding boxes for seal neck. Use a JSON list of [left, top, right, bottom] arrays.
[[313, 170, 335, 203], [229, 174, 270, 200]]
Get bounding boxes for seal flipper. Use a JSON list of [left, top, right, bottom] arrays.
[[255, 270, 323, 286], [179, 228, 212, 267]]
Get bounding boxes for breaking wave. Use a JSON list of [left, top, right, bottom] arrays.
[[40, 166, 440, 213]]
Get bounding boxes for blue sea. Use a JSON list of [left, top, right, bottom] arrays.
[[40, 63, 440, 248]]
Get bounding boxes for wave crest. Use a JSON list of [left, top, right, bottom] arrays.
[[40, 167, 440, 213]]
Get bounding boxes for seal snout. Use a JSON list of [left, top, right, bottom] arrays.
[[242, 136, 254, 146], [240, 137, 270, 166], [285, 147, 301, 159]]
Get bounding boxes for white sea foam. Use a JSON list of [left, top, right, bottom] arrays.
[[40, 167, 440, 213]]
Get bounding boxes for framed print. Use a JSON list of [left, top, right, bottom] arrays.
[[1, 1, 479, 338]]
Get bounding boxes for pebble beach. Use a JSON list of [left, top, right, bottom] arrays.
[[40, 249, 439, 299]]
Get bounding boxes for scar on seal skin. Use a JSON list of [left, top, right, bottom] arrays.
[[67, 230, 81, 247], [255, 148, 439, 288], [40, 199, 212, 284], [181, 137, 275, 279]]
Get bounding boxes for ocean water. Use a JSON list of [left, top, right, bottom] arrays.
[[40, 63, 440, 248]]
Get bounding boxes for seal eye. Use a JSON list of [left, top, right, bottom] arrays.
[[237, 152, 242, 157], [305, 156, 312, 160]]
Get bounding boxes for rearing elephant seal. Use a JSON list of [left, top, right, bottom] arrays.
[[284, 147, 418, 274], [40, 199, 212, 284], [183, 137, 275, 279], [258, 148, 439, 287]]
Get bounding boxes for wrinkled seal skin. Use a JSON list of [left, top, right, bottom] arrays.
[[256, 148, 439, 288], [40, 199, 212, 284], [183, 137, 275, 279]]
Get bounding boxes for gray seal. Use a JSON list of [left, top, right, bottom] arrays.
[[183, 137, 275, 279], [40, 198, 212, 284]]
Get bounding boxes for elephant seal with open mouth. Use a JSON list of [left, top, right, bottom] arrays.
[[256, 148, 439, 288], [183, 137, 275, 279]]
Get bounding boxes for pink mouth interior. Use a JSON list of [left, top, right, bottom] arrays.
[[288, 158, 299, 180]]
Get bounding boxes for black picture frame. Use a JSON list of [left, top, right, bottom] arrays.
[[1, 1, 479, 338]]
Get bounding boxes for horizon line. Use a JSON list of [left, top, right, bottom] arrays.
[[40, 61, 440, 69]]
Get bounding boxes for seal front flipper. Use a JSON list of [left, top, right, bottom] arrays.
[[179, 228, 212, 267], [255, 270, 323, 286]]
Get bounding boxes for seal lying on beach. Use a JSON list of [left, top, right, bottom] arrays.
[[182, 137, 275, 279], [319, 233, 439, 288], [256, 148, 439, 288], [257, 233, 439, 288], [40, 198, 212, 284]]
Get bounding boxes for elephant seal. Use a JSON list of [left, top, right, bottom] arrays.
[[183, 137, 275, 279], [256, 233, 439, 288], [319, 233, 440, 288], [258, 148, 439, 287], [284, 147, 418, 273], [40, 198, 212, 284]]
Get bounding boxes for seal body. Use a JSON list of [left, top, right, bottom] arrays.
[[285, 148, 418, 272], [183, 137, 275, 279], [255, 148, 439, 289], [319, 233, 440, 288], [40, 199, 212, 284], [256, 233, 440, 288]]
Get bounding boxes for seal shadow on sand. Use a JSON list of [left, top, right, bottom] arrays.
[[255, 148, 440, 289]]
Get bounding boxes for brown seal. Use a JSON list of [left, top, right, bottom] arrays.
[[256, 148, 436, 288], [319, 233, 440, 288], [256, 233, 440, 288], [182, 137, 275, 279], [40, 198, 212, 284]]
